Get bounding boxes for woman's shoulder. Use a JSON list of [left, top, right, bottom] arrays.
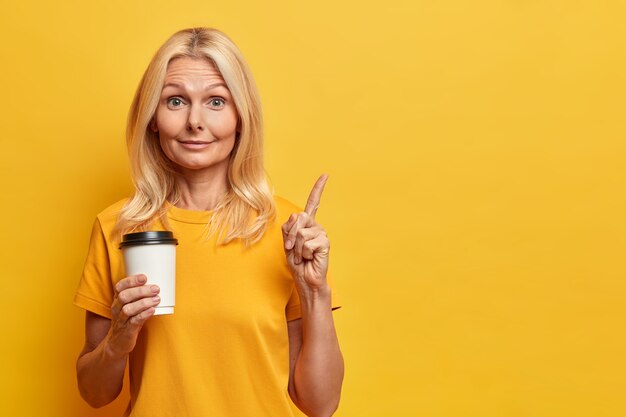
[[94, 198, 130, 231], [273, 195, 303, 218]]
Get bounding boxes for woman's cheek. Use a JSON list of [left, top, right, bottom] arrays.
[[156, 108, 185, 136], [210, 113, 238, 138]]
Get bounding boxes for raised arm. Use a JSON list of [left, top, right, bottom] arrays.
[[282, 175, 344, 416]]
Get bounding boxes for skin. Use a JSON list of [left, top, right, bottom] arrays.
[[76, 57, 344, 416]]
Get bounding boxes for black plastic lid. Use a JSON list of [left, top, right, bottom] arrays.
[[119, 231, 179, 249]]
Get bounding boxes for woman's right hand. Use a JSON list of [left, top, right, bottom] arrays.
[[106, 274, 160, 358]]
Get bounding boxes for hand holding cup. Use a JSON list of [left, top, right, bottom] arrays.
[[106, 274, 160, 358]]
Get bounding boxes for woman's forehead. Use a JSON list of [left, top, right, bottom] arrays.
[[165, 56, 225, 82]]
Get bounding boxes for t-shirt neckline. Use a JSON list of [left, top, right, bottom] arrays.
[[166, 201, 214, 224]]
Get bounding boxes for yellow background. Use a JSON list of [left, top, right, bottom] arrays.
[[1, 1, 625, 416]]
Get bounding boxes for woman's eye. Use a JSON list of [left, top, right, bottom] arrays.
[[167, 97, 184, 107], [209, 98, 226, 108]]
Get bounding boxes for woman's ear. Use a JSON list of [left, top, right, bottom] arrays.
[[150, 118, 158, 132]]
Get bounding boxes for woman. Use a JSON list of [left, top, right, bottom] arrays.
[[74, 27, 343, 417]]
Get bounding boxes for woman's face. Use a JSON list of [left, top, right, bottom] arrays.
[[153, 56, 239, 177]]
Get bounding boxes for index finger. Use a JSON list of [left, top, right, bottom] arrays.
[[304, 174, 328, 219]]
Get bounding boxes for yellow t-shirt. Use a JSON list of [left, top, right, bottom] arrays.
[[73, 196, 340, 417]]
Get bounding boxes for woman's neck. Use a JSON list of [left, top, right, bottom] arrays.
[[173, 167, 229, 211]]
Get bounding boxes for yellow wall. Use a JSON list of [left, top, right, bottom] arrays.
[[1, 1, 625, 416]]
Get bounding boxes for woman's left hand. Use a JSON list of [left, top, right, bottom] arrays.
[[282, 175, 331, 297]]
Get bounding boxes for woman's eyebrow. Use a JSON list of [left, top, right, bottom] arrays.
[[162, 82, 228, 91]]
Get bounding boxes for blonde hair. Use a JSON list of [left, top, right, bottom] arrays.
[[116, 27, 275, 245]]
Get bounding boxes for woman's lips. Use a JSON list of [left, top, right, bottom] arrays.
[[178, 140, 214, 150]]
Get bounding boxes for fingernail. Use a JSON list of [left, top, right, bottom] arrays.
[[153, 296, 160, 303], [286, 240, 293, 250], [138, 275, 147, 283], [151, 285, 159, 293]]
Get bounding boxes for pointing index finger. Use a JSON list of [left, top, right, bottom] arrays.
[[304, 174, 328, 219]]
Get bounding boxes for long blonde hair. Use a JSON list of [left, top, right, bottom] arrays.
[[116, 27, 275, 245]]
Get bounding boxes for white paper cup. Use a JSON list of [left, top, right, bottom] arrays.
[[120, 231, 178, 315]]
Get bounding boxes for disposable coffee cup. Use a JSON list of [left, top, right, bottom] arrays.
[[119, 231, 178, 315]]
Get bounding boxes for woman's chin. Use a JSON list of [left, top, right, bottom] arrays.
[[172, 159, 230, 175]]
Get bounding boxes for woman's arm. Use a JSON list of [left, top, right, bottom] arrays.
[[76, 274, 160, 407], [76, 312, 126, 407], [287, 293, 344, 417], [283, 175, 344, 416]]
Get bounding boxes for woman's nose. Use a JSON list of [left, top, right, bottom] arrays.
[[187, 105, 204, 131]]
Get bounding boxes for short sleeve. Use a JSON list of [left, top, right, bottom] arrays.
[[285, 272, 342, 321], [73, 218, 115, 319]]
